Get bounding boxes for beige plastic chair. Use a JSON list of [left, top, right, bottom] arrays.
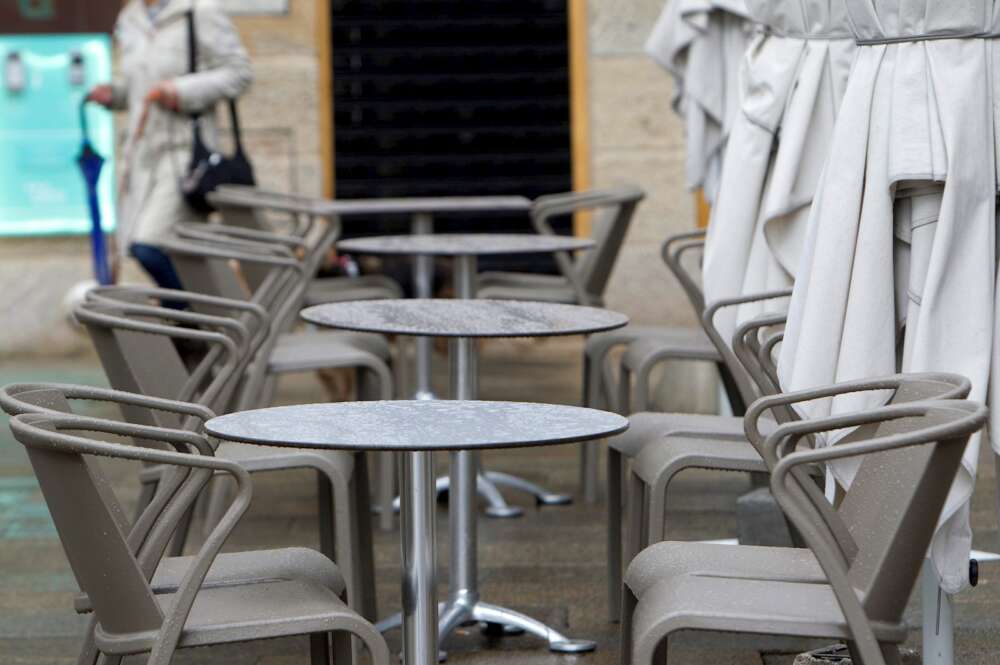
[[157, 225, 400, 526], [476, 186, 646, 306], [155, 227, 393, 403], [621, 386, 986, 665], [0, 383, 355, 655], [205, 185, 404, 305], [578, 232, 724, 501], [603, 290, 794, 620], [7, 411, 389, 665], [73, 292, 377, 621]]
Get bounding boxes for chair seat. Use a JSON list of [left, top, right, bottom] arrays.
[[622, 330, 720, 369], [217, 441, 355, 481], [96, 579, 377, 654], [75, 547, 345, 614], [625, 541, 823, 597], [477, 271, 579, 304], [630, 435, 768, 487], [630, 576, 908, 652], [305, 275, 403, 306], [610, 412, 770, 457], [269, 331, 389, 374]]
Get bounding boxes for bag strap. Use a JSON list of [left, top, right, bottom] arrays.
[[186, 7, 207, 152], [187, 5, 247, 157], [227, 100, 246, 155], [186, 9, 197, 76]]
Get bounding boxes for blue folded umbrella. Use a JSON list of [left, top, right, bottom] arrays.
[[77, 98, 112, 285]]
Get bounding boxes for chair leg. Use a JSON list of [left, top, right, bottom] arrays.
[[76, 617, 101, 665], [318, 473, 336, 560], [635, 363, 655, 413], [619, 584, 638, 665], [607, 447, 624, 621], [311, 633, 331, 665], [617, 364, 632, 416], [580, 355, 597, 502], [646, 479, 668, 548], [622, 469, 648, 584], [377, 451, 395, 532], [351, 452, 378, 621], [846, 641, 898, 665], [331, 629, 353, 665], [581, 441, 600, 503]]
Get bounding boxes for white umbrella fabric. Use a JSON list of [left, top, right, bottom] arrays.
[[779, 0, 1000, 594], [645, 0, 753, 203], [702, 0, 856, 343]]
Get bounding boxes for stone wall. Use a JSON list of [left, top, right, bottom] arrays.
[[0, 0, 700, 359]]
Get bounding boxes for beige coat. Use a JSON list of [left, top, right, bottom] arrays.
[[110, 0, 252, 252]]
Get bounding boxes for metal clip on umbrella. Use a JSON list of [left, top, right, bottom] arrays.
[[77, 98, 112, 286]]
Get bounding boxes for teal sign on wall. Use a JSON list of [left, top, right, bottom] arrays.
[[0, 34, 115, 236]]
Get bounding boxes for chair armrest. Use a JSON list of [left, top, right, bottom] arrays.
[[177, 223, 308, 251], [743, 373, 972, 459], [0, 383, 215, 427]]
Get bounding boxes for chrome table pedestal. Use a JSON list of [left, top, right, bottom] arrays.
[[338, 234, 596, 518], [302, 296, 628, 656]]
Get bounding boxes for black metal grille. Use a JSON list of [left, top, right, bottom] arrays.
[[330, 0, 575, 272]]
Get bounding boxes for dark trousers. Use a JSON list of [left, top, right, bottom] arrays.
[[130, 243, 186, 309]]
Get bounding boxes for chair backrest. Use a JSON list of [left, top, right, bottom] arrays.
[[74, 296, 249, 424], [764, 393, 984, 635], [530, 186, 645, 304], [7, 411, 249, 661], [10, 415, 167, 636]]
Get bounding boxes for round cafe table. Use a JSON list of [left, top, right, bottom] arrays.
[[206, 400, 628, 665], [301, 298, 628, 655], [337, 233, 595, 518]]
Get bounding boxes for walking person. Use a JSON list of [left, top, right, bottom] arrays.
[[87, 0, 253, 288]]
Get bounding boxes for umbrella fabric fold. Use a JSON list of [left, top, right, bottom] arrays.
[[646, 0, 753, 203], [778, 0, 1000, 594], [702, 0, 856, 343]]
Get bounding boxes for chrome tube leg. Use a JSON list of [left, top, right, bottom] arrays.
[[413, 213, 436, 401], [921, 559, 954, 665], [400, 450, 439, 665], [448, 335, 480, 603]]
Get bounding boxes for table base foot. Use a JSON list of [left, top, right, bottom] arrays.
[[484, 471, 573, 506], [459, 601, 596, 654], [377, 600, 596, 657]]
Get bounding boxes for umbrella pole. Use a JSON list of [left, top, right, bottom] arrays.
[[921, 560, 954, 665]]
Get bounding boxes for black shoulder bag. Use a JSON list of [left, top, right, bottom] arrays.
[[181, 8, 255, 213]]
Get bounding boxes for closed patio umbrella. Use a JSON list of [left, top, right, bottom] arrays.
[[702, 0, 855, 342], [778, 0, 999, 603], [645, 0, 752, 203]]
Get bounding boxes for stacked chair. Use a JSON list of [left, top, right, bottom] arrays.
[[73, 288, 378, 621], [594, 232, 987, 664], [620, 378, 984, 665], [1, 384, 389, 665]]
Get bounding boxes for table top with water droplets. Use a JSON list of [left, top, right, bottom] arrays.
[[207, 400, 629, 451], [301, 299, 628, 338]]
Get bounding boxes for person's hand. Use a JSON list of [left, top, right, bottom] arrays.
[[144, 80, 181, 111], [87, 84, 115, 108]]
